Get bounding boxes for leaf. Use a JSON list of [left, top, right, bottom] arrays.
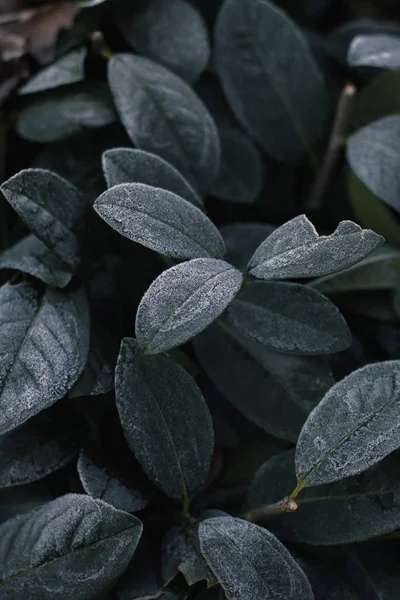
[[0, 493, 142, 600], [309, 245, 400, 294], [117, 0, 210, 84], [328, 20, 400, 64], [107, 53, 220, 195], [248, 215, 383, 280], [355, 543, 400, 599], [220, 223, 275, 270], [346, 115, 400, 214], [102, 148, 202, 207], [19, 47, 87, 95], [194, 320, 334, 441], [0, 400, 86, 488], [350, 71, 400, 129], [214, 0, 330, 164], [0, 234, 74, 288], [198, 516, 313, 600], [115, 338, 214, 501], [162, 524, 217, 587], [295, 360, 400, 488], [0, 283, 90, 436], [211, 123, 263, 204], [117, 534, 163, 600], [248, 449, 400, 545], [135, 259, 243, 355], [225, 280, 351, 355], [94, 183, 224, 261], [16, 82, 117, 143], [348, 34, 400, 69], [77, 446, 149, 513], [1, 169, 85, 269]]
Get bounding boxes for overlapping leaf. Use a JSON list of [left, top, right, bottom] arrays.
[[348, 34, 400, 69], [19, 47, 87, 95]]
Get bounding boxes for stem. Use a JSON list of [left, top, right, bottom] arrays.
[[91, 31, 114, 59], [242, 497, 298, 523], [305, 82, 356, 211]]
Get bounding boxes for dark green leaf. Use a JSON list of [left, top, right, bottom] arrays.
[[77, 446, 149, 513], [194, 320, 333, 441], [199, 516, 313, 600], [348, 35, 400, 69], [248, 215, 383, 280], [1, 169, 85, 269], [0, 283, 90, 435], [19, 47, 87, 95], [347, 115, 400, 214], [115, 338, 214, 501], [214, 0, 329, 164], [355, 543, 400, 599], [0, 494, 142, 600], [226, 280, 351, 355], [102, 148, 202, 207], [0, 235, 73, 288], [16, 82, 117, 143], [117, 534, 163, 600], [248, 449, 400, 544], [117, 0, 210, 84], [108, 53, 220, 195], [350, 71, 400, 129], [296, 360, 400, 487], [135, 258, 243, 354], [94, 183, 223, 260], [220, 223, 275, 270]]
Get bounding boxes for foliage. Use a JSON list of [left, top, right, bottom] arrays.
[[1, 0, 400, 599]]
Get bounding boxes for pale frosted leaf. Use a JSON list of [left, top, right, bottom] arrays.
[[214, 0, 330, 164], [19, 47, 87, 95], [199, 516, 313, 600], [348, 34, 400, 69], [135, 258, 243, 354], [16, 82, 117, 143], [0, 283, 90, 435], [220, 222, 275, 270], [248, 449, 400, 545], [194, 320, 333, 441], [0, 494, 142, 600], [117, 0, 209, 84], [108, 53, 220, 195], [1, 169, 85, 269], [226, 280, 351, 355], [347, 115, 400, 214], [248, 215, 383, 280], [296, 360, 400, 487], [115, 338, 214, 501], [94, 183, 224, 261], [0, 234, 73, 288], [77, 447, 149, 513], [102, 148, 202, 207]]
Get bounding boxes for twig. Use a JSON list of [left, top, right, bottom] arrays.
[[242, 497, 298, 523], [305, 82, 356, 211]]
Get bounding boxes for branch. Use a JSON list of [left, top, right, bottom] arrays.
[[242, 497, 298, 523]]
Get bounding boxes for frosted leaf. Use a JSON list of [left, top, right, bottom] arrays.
[[0, 283, 90, 435], [248, 215, 383, 280], [19, 47, 87, 95], [0, 401, 86, 488], [115, 338, 214, 501], [1, 169, 86, 269], [226, 280, 351, 355], [0, 234, 73, 288], [220, 222, 275, 270], [77, 447, 149, 513], [162, 524, 217, 587], [94, 183, 224, 261], [108, 53, 220, 195], [248, 449, 400, 545], [16, 82, 117, 143], [309, 245, 400, 293], [199, 517, 314, 600], [194, 320, 334, 441], [0, 494, 142, 600], [214, 0, 329, 164], [135, 258, 243, 355], [102, 148, 202, 207], [117, 0, 210, 84], [347, 115, 400, 214], [296, 360, 400, 487], [348, 34, 400, 69]]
